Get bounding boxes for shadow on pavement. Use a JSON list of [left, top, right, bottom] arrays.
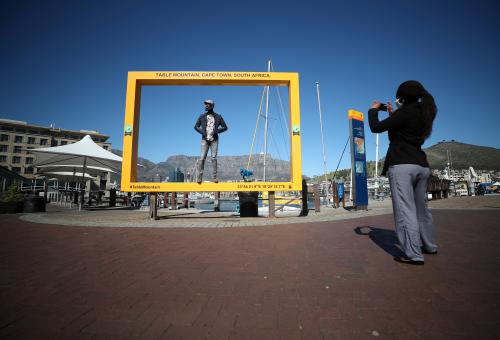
[[354, 225, 404, 258]]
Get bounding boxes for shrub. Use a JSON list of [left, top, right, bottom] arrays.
[[1, 183, 25, 203]]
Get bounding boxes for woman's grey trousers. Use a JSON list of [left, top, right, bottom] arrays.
[[387, 164, 438, 261]]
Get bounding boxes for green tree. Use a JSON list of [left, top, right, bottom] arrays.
[[1, 183, 24, 203]]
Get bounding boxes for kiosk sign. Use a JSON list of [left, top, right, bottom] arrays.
[[348, 110, 368, 209]]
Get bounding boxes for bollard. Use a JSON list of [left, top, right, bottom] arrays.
[[333, 182, 339, 208], [214, 192, 220, 212], [109, 188, 116, 207], [268, 191, 275, 218], [43, 180, 48, 207], [149, 193, 158, 220], [313, 184, 320, 212], [171, 192, 177, 210], [300, 179, 309, 216]]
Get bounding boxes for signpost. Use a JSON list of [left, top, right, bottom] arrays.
[[120, 71, 303, 193], [348, 110, 368, 210]]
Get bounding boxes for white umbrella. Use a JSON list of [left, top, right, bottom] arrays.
[[38, 171, 96, 180], [36, 164, 117, 176], [29, 135, 122, 170], [27, 135, 122, 210]]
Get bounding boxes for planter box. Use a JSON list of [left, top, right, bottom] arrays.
[[23, 196, 46, 213]]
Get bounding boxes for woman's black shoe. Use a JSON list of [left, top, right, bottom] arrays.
[[421, 248, 438, 255], [394, 256, 424, 265]]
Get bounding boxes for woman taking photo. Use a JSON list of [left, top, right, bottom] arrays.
[[368, 80, 438, 265]]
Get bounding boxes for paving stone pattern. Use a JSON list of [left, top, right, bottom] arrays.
[[20, 199, 395, 229], [1, 209, 500, 339], [19, 195, 500, 229]]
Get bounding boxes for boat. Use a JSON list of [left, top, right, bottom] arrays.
[[258, 205, 301, 217], [259, 191, 302, 206]]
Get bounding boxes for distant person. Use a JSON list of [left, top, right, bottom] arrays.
[[368, 80, 438, 265], [194, 99, 228, 183]]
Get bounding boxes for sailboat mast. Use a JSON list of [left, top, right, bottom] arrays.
[[263, 59, 271, 181], [316, 81, 328, 184]]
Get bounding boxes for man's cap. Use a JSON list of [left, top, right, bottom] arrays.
[[204, 99, 215, 106]]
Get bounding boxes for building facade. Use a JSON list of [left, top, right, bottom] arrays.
[[168, 168, 185, 182], [0, 118, 112, 179]]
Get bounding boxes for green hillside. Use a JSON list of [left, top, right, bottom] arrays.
[[424, 141, 500, 170]]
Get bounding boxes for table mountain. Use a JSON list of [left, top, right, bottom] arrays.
[[112, 150, 290, 182]]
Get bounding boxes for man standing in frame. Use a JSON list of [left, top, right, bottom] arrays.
[[194, 99, 228, 183]]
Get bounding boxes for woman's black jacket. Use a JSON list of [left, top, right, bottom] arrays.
[[368, 102, 429, 176]]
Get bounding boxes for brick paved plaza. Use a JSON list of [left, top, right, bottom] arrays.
[[1, 197, 500, 339]]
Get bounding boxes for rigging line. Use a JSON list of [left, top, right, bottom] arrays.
[[247, 86, 267, 170], [268, 125, 283, 162], [265, 109, 286, 163], [272, 88, 290, 160], [265, 131, 279, 180], [268, 62, 289, 163], [259, 115, 277, 121], [316, 82, 328, 184], [267, 127, 286, 181], [270, 62, 291, 138], [332, 136, 350, 180]]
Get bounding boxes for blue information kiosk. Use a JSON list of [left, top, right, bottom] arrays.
[[348, 110, 368, 210]]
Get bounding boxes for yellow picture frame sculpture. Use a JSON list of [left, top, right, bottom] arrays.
[[121, 71, 302, 192]]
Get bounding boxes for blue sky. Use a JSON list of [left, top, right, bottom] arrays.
[[1, 0, 499, 177]]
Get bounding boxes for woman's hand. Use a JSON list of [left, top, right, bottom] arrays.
[[387, 102, 394, 115], [371, 100, 382, 109]]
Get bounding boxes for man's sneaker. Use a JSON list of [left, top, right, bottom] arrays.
[[213, 179, 219, 183], [197, 178, 202, 184]]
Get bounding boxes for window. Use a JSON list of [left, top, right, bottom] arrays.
[[0, 145, 7, 152], [13, 146, 22, 153], [27, 137, 36, 144], [24, 167, 34, 174], [40, 139, 48, 145], [0, 134, 8, 141], [60, 140, 68, 145], [103, 145, 108, 150], [25, 157, 34, 165], [0, 155, 6, 163], [12, 167, 21, 173], [12, 156, 21, 164], [14, 135, 23, 143]]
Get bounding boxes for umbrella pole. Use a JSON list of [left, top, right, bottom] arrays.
[[80, 156, 87, 211]]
